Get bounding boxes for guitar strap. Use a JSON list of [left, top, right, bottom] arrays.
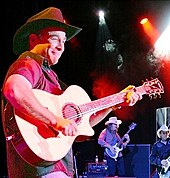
[[104, 130, 117, 155], [41, 59, 69, 92], [107, 130, 119, 146], [1, 90, 15, 141], [58, 79, 68, 91]]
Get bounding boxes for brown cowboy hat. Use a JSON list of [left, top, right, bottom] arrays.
[[13, 7, 82, 55]]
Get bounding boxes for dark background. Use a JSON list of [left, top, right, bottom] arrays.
[[1, 0, 170, 177]]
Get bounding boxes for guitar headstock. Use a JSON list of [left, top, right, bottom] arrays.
[[142, 78, 164, 99], [129, 122, 137, 131]]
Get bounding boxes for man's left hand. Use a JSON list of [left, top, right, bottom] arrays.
[[120, 85, 143, 106]]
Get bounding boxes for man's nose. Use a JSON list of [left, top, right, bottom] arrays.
[[56, 44, 63, 51]]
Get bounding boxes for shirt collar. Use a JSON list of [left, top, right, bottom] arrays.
[[18, 51, 51, 70]]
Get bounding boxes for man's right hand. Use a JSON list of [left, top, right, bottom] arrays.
[[53, 117, 78, 136], [109, 146, 117, 154], [161, 159, 169, 167]]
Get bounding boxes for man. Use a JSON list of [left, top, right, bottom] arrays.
[[2, 7, 142, 178], [98, 117, 130, 177], [150, 125, 170, 178]]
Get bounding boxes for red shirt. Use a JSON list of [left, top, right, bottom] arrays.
[[2, 51, 73, 178]]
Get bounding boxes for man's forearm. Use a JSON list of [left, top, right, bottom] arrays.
[[89, 108, 112, 127]]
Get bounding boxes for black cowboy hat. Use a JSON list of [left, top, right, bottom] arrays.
[[13, 7, 82, 55]]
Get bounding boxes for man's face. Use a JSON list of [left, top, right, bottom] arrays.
[[160, 131, 169, 141], [38, 29, 67, 65], [110, 123, 119, 132]]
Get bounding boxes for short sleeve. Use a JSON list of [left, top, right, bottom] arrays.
[[4, 57, 42, 88]]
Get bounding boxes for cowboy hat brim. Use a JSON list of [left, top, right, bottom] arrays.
[[105, 119, 122, 125], [157, 128, 169, 138], [13, 19, 82, 55]]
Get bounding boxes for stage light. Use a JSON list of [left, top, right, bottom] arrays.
[[98, 10, 104, 18], [140, 18, 148, 24], [153, 24, 170, 61], [98, 10, 105, 25], [140, 17, 159, 44]]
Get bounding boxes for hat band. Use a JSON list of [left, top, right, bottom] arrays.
[[38, 26, 66, 34]]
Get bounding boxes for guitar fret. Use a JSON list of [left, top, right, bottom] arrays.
[[79, 78, 164, 115]]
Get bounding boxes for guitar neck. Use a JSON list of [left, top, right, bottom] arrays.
[[79, 85, 147, 115]]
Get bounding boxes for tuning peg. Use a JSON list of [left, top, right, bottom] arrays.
[[149, 95, 153, 100], [153, 95, 157, 99], [157, 93, 161, 98]]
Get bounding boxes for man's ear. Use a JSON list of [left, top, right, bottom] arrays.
[[29, 33, 39, 50]]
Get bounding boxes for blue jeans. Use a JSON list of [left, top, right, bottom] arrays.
[[106, 156, 125, 176]]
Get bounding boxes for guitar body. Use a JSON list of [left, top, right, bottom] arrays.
[[161, 156, 170, 174], [10, 85, 94, 166], [105, 144, 123, 160]]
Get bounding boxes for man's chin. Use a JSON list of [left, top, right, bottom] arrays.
[[49, 57, 59, 65], [53, 59, 59, 65]]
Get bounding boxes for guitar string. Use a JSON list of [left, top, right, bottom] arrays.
[[63, 103, 115, 120]]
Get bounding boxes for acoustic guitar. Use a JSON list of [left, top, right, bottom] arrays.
[[3, 78, 164, 166]]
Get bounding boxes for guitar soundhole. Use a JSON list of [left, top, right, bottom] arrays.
[[62, 103, 82, 123]]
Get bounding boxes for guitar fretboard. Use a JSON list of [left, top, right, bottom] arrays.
[[79, 85, 147, 115]]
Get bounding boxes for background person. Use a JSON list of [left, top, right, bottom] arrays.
[[98, 117, 130, 177], [150, 125, 170, 178]]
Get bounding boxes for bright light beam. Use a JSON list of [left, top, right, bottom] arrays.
[[99, 10, 104, 18], [98, 10, 106, 25], [154, 24, 170, 61], [141, 18, 159, 44], [140, 18, 148, 25]]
